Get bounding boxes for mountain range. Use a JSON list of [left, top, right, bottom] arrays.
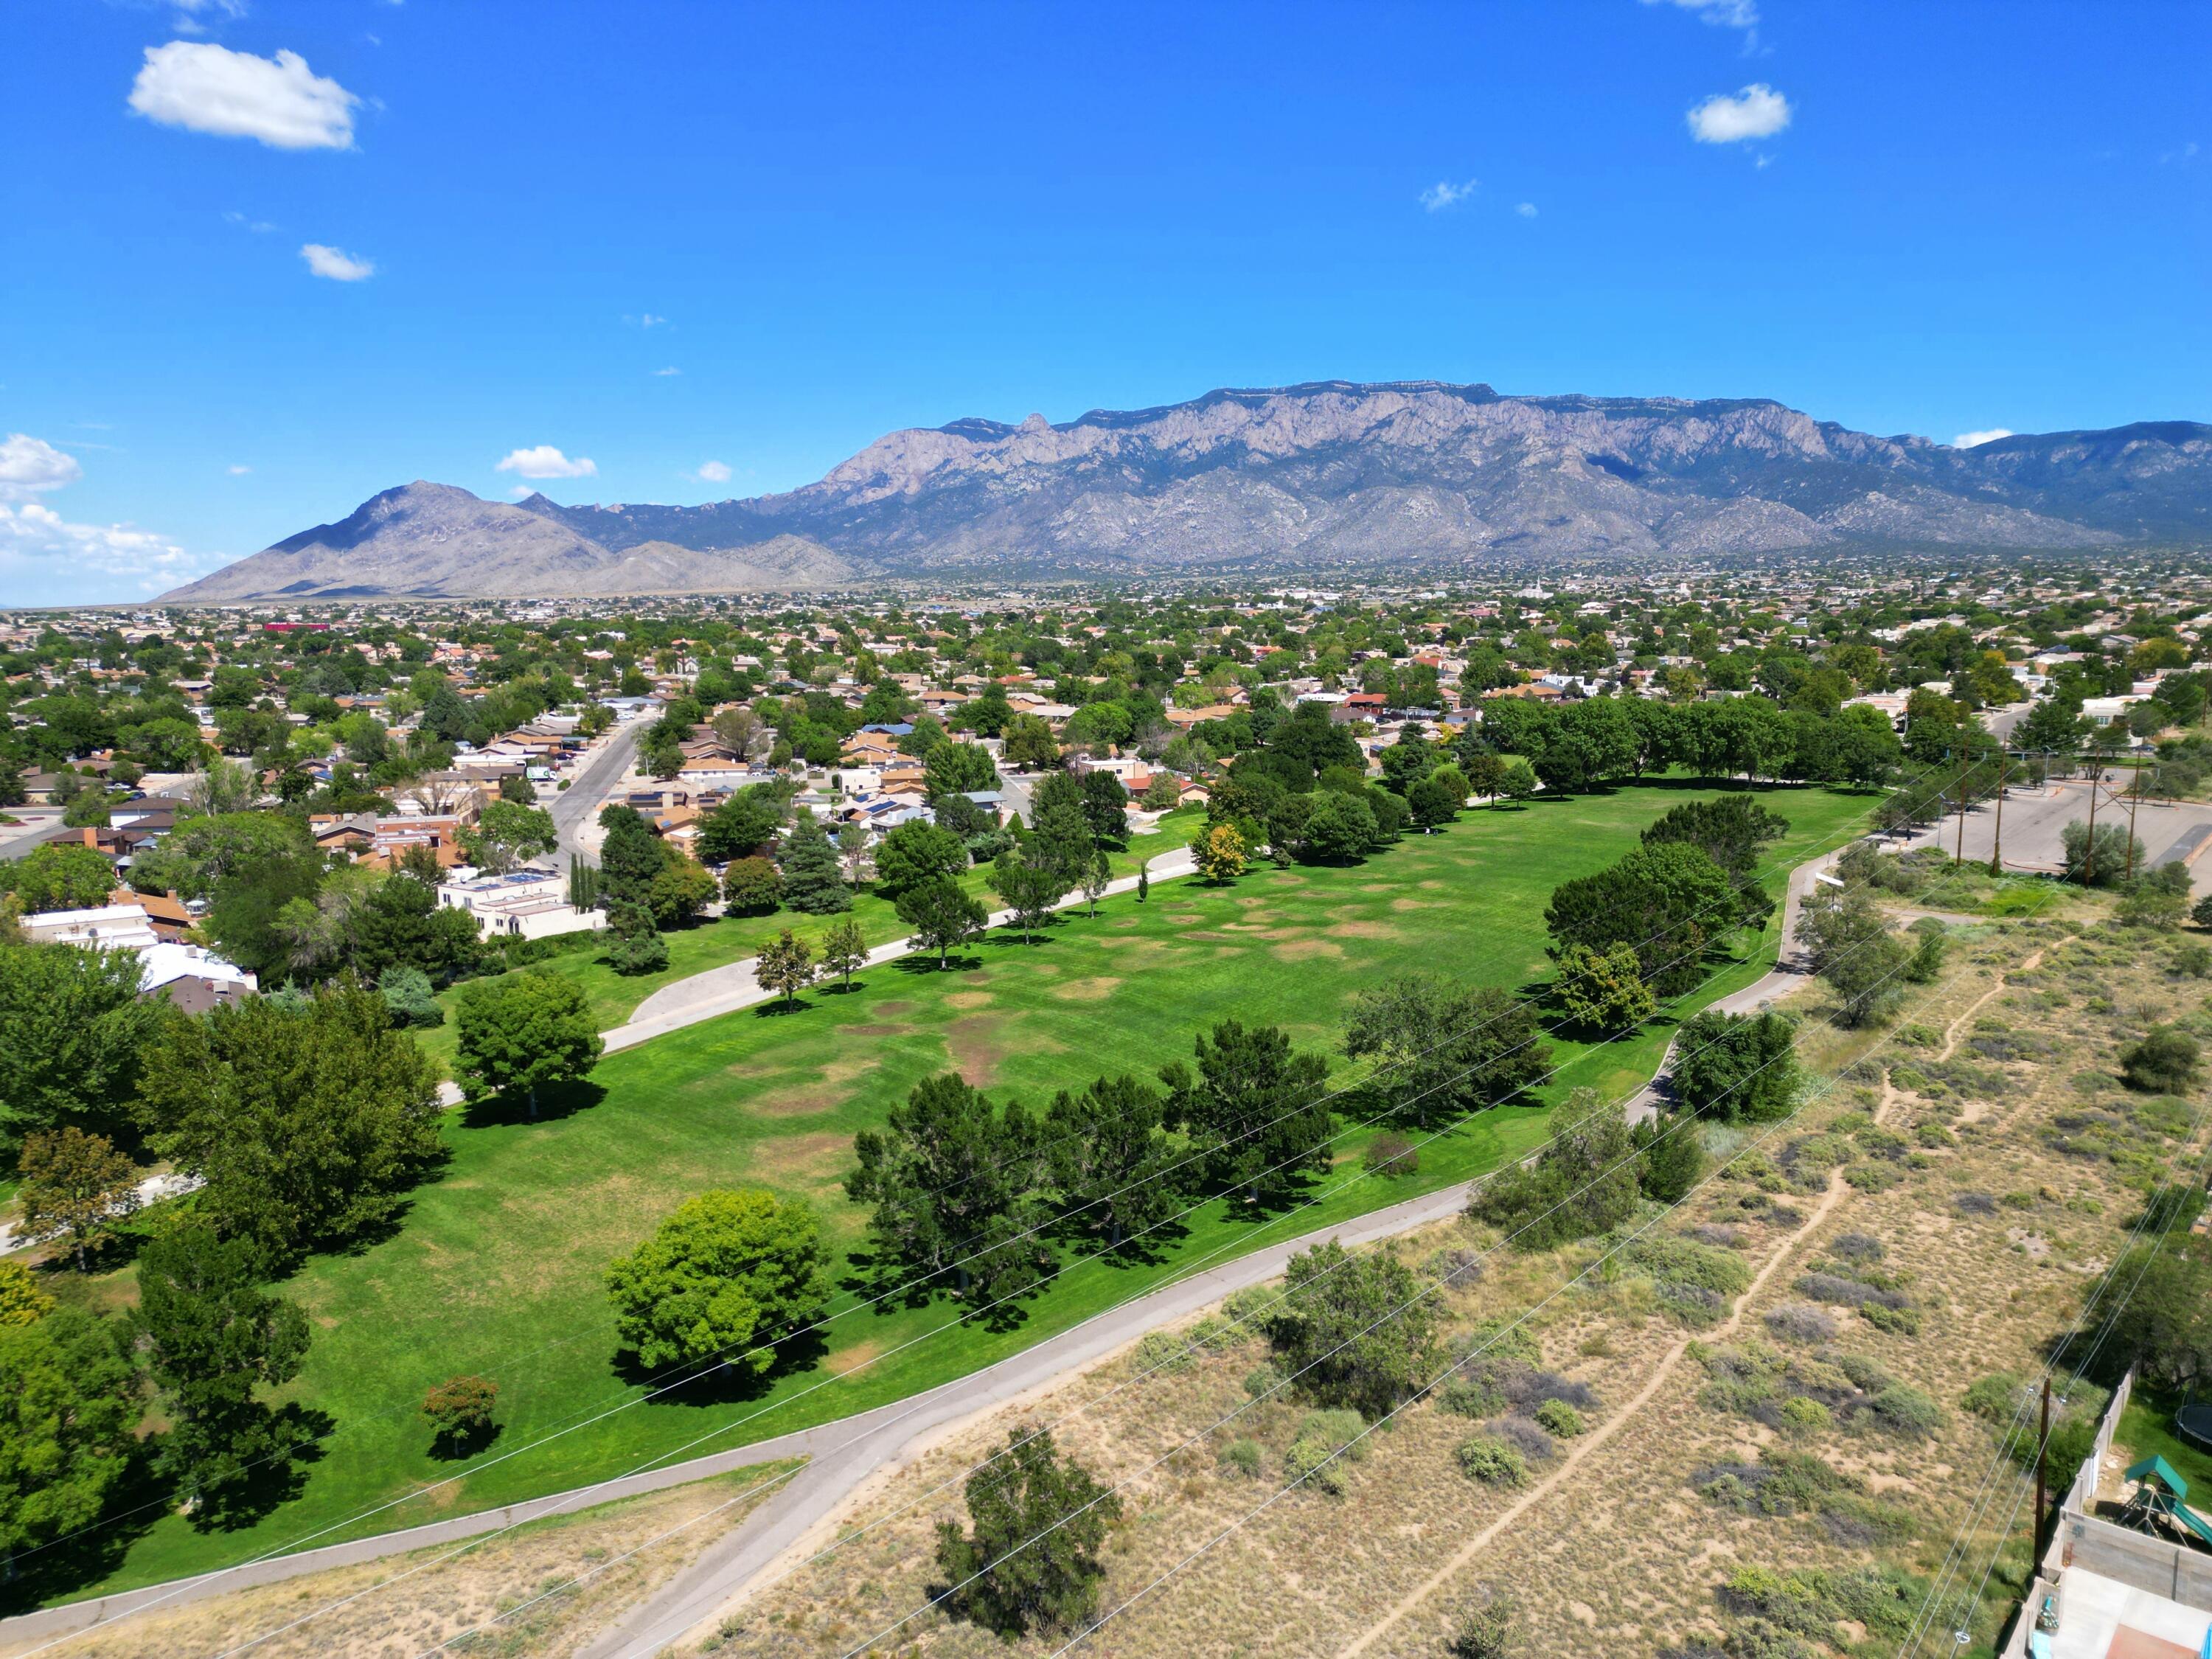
[[161, 380, 2212, 601]]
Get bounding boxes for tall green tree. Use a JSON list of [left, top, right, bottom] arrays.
[[136, 981, 445, 1260], [988, 850, 1066, 943], [1159, 1019, 1332, 1207], [776, 813, 850, 914], [1544, 840, 1737, 998], [4, 844, 115, 914], [453, 971, 604, 1119], [17, 1127, 141, 1271], [459, 800, 555, 874], [895, 877, 989, 967], [0, 1307, 139, 1569], [1343, 977, 1552, 1127], [846, 1072, 1049, 1307], [603, 1189, 829, 1374], [933, 1428, 1122, 1638], [873, 820, 967, 897], [0, 942, 162, 1150], [1640, 793, 1790, 928], [131, 1222, 312, 1526], [1671, 1009, 1799, 1121], [1044, 1075, 1183, 1251]]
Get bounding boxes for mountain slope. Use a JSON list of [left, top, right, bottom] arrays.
[[164, 383, 2212, 599]]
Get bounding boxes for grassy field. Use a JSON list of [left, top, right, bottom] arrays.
[[412, 810, 1209, 1061], [44, 782, 1873, 1604]]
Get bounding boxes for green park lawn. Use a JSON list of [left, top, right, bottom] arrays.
[[411, 809, 1210, 1062], [49, 781, 1872, 1603]]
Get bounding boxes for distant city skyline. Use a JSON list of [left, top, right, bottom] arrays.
[[4, 0, 2207, 605]]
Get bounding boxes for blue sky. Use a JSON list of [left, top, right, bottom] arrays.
[[3, 0, 2207, 605]]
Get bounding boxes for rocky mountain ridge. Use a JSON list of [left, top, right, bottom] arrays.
[[161, 381, 2212, 600]]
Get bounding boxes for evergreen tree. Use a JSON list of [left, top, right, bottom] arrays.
[[1044, 1075, 1183, 1251], [778, 812, 851, 914], [846, 1073, 1049, 1307], [1158, 1019, 1332, 1207], [131, 1223, 312, 1526]]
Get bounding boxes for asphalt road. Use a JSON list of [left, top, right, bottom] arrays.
[[551, 717, 647, 867], [1899, 777, 2212, 891]]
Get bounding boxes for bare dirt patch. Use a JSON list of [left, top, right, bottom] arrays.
[[1050, 976, 1125, 1002], [752, 1086, 842, 1118], [1273, 936, 1348, 961], [744, 1131, 849, 1185], [842, 1023, 914, 1038], [943, 990, 995, 1009]]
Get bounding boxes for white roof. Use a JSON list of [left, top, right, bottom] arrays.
[[139, 942, 255, 995]]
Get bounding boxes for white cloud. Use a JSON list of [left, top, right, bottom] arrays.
[[1952, 428, 2015, 449], [300, 243, 374, 281], [128, 42, 358, 150], [695, 460, 732, 484], [1688, 83, 1792, 144], [495, 445, 597, 480], [0, 501, 212, 591], [222, 209, 276, 233], [1515, 201, 1538, 218], [0, 434, 84, 498], [1419, 178, 1478, 212], [625, 312, 667, 328], [228, 464, 252, 475], [1644, 0, 1759, 28], [652, 366, 682, 377]]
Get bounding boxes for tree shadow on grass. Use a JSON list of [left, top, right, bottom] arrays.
[[0, 1442, 172, 1614], [186, 1402, 337, 1534], [610, 1324, 830, 1406], [456, 1078, 608, 1130], [894, 953, 984, 975], [752, 997, 815, 1018]]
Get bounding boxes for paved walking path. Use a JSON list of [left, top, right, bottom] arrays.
[[1622, 844, 1837, 1124]]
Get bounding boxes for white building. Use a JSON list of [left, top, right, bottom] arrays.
[[437, 870, 604, 941]]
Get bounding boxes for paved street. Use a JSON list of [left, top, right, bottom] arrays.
[[1898, 776, 2212, 890]]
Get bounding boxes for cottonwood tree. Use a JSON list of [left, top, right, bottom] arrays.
[[720, 855, 782, 915], [1159, 1019, 1332, 1208], [1551, 943, 1656, 1035], [6, 844, 114, 914], [0, 942, 161, 1149], [1343, 977, 1552, 1127], [896, 877, 988, 967], [131, 1222, 312, 1526], [603, 1189, 827, 1374], [453, 970, 604, 1119], [0, 1307, 139, 1569], [17, 1127, 140, 1271], [459, 800, 556, 874], [1641, 793, 1789, 929], [1545, 840, 1736, 998], [933, 1427, 1122, 1638], [873, 820, 967, 897], [136, 980, 445, 1261]]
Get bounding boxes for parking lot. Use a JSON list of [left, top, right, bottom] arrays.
[[1894, 776, 2212, 891]]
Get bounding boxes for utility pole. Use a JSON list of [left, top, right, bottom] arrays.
[[1989, 751, 2010, 877], [2126, 768, 2143, 884], [2034, 1377, 2052, 1551], [2084, 757, 2101, 886], [1953, 749, 1971, 866]]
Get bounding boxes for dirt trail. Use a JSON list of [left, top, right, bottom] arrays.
[[1338, 938, 2064, 1658]]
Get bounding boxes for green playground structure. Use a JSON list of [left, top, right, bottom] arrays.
[[2118, 1455, 2212, 1551]]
